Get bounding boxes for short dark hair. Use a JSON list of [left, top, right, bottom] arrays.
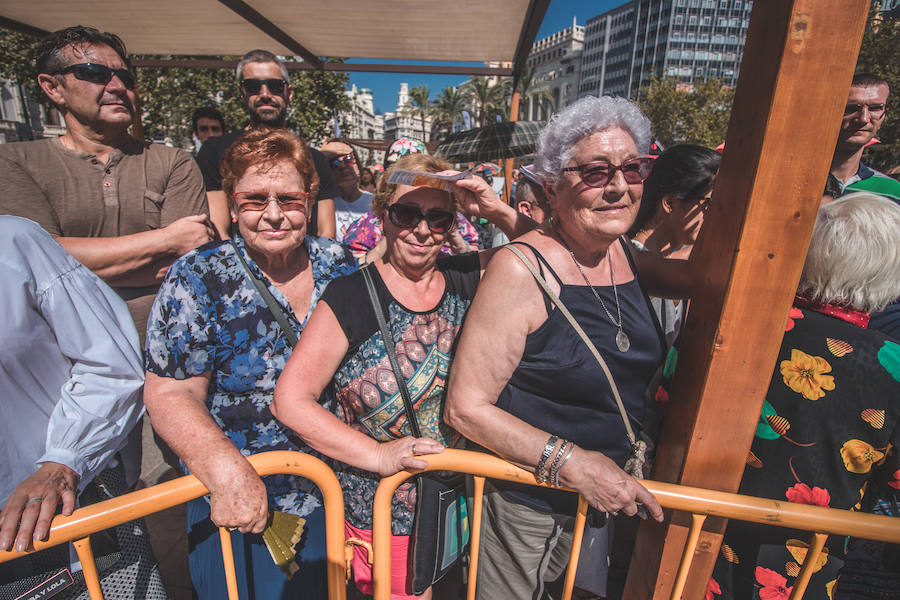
[[851, 72, 890, 106], [192, 107, 225, 133], [236, 49, 289, 83], [37, 25, 130, 76], [630, 144, 721, 234]]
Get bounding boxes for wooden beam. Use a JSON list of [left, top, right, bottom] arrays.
[[216, 0, 324, 69], [130, 58, 512, 77], [0, 16, 48, 38], [510, 0, 551, 82], [623, 1, 870, 599]]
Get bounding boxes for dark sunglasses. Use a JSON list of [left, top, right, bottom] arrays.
[[233, 191, 308, 213], [329, 154, 356, 168], [387, 203, 455, 234], [54, 63, 135, 90], [240, 78, 287, 96], [562, 157, 653, 188]]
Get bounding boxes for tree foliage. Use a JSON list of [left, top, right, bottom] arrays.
[[856, 6, 900, 170], [137, 61, 350, 147], [515, 65, 554, 121], [637, 75, 734, 149], [431, 85, 467, 141], [463, 76, 511, 127], [402, 84, 432, 141], [0, 27, 42, 101]]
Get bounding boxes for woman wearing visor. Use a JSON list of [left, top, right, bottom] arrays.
[[272, 152, 533, 598]]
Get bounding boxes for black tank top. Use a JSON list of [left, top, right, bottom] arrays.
[[495, 239, 665, 514]]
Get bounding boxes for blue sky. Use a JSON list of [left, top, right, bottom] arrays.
[[347, 0, 622, 114]]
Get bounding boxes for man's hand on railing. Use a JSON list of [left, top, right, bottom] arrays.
[[208, 462, 269, 534], [374, 436, 445, 477], [559, 448, 664, 522], [0, 462, 79, 553]]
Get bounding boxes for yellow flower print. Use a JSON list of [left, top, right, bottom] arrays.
[[841, 440, 885, 474], [780, 349, 835, 400]]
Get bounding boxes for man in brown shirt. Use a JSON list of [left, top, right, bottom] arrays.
[[0, 26, 213, 342]]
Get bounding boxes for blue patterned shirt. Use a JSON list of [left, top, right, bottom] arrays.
[[145, 234, 357, 516]]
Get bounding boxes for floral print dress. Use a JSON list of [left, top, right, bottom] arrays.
[[711, 302, 900, 600], [144, 234, 357, 516]]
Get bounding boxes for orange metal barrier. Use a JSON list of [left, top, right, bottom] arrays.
[[371, 448, 900, 600], [0, 451, 347, 600]]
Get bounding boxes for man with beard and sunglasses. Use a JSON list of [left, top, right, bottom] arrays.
[[0, 26, 212, 348], [196, 49, 339, 239]]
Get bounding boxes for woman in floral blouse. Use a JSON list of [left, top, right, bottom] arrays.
[[712, 193, 900, 600], [143, 129, 357, 599]]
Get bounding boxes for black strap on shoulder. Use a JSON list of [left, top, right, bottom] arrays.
[[361, 265, 422, 438], [229, 240, 299, 348], [508, 241, 561, 314]]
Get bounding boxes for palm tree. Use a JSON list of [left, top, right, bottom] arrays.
[[515, 65, 554, 121], [403, 84, 433, 141], [431, 85, 467, 141], [463, 77, 511, 127]]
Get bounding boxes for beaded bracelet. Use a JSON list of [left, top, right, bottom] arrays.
[[550, 442, 576, 488], [536, 434, 559, 483]]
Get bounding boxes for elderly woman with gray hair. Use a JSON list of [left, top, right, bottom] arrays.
[[711, 192, 900, 600], [446, 96, 689, 597]]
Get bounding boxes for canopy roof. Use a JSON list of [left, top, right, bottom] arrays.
[[1, 0, 549, 77]]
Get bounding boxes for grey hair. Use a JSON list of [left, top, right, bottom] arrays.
[[797, 192, 900, 313], [535, 95, 651, 185], [236, 49, 290, 82]]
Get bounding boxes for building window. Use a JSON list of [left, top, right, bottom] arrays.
[[689, 15, 698, 25], [675, 14, 684, 24]]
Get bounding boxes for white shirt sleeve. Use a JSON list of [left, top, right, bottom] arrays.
[[37, 263, 145, 486]]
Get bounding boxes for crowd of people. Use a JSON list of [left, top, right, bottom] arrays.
[[0, 23, 898, 600]]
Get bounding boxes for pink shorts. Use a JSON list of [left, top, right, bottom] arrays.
[[345, 521, 417, 599]]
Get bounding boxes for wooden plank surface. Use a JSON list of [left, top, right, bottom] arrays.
[[623, 1, 870, 598]]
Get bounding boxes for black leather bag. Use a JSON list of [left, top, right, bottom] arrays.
[[361, 266, 470, 595]]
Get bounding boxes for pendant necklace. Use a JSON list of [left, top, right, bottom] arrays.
[[560, 236, 630, 352]]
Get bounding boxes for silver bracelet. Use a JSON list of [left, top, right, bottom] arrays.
[[536, 435, 559, 483], [551, 442, 576, 488], [548, 439, 570, 487]]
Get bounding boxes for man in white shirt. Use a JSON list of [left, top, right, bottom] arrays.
[[320, 140, 374, 241], [0, 217, 150, 597]]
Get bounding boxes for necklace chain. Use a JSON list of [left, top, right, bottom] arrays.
[[559, 236, 622, 328]]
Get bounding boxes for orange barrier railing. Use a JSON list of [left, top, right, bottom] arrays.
[[0, 452, 347, 600], [372, 448, 900, 600]]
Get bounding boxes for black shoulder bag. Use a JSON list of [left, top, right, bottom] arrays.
[[230, 240, 298, 348], [360, 265, 470, 595]]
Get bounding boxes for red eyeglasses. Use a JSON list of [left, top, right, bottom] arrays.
[[562, 157, 653, 188], [233, 191, 308, 213]]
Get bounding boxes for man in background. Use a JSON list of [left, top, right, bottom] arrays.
[[196, 49, 338, 238], [192, 106, 225, 151]]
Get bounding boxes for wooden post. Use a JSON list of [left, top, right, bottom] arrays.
[[623, 1, 869, 599], [503, 90, 521, 206]]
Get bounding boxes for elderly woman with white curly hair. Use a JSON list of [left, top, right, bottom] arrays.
[[446, 96, 691, 598], [712, 192, 900, 600]]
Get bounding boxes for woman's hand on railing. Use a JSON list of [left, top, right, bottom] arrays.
[[374, 437, 445, 477], [208, 463, 269, 534], [560, 448, 664, 521]]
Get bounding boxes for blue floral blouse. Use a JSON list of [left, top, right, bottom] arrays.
[[145, 234, 357, 516]]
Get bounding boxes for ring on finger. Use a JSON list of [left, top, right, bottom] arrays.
[[411, 443, 417, 454], [26, 497, 43, 505]]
